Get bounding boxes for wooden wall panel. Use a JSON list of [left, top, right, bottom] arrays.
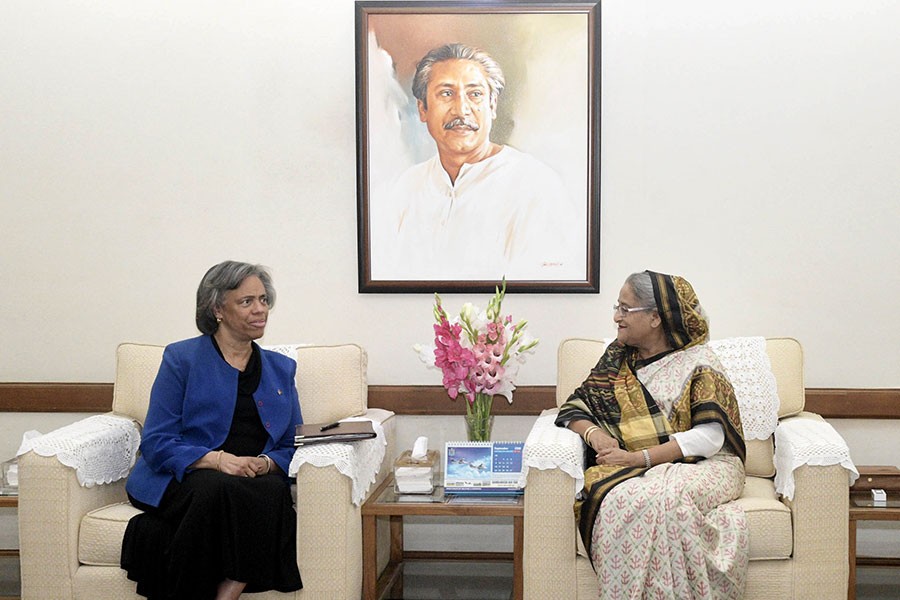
[[1, 383, 897, 418], [0, 383, 113, 412]]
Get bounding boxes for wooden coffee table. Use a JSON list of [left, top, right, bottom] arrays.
[[0, 493, 20, 600], [361, 475, 523, 600], [0, 494, 19, 556], [848, 490, 900, 600]]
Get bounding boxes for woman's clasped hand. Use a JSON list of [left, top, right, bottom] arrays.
[[208, 450, 273, 478]]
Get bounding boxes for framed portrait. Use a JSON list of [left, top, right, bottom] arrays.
[[356, 0, 601, 293]]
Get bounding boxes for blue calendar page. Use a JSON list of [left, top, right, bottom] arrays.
[[444, 441, 525, 495]]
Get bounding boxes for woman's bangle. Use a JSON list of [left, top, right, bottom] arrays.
[[257, 454, 272, 475], [582, 425, 600, 445], [216, 450, 224, 472], [642, 448, 652, 468]]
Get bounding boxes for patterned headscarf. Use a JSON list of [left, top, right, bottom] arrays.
[[647, 270, 709, 350]]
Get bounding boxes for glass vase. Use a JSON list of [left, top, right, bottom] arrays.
[[465, 393, 494, 442]]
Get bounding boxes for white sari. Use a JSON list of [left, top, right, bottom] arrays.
[[589, 346, 749, 600]]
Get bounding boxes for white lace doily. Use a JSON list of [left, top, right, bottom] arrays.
[[709, 337, 780, 440], [519, 410, 584, 494], [16, 414, 141, 488], [774, 417, 858, 500], [262, 344, 305, 361], [288, 413, 388, 506]]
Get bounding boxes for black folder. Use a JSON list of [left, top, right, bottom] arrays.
[[293, 420, 376, 446]]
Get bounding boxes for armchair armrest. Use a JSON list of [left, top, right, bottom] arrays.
[[520, 409, 584, 492], [293, 409, 395, 598], [521, 409, 584, 600], [774, 411, 858, 499], [17, 413, 140, 487], [17, 414, 133, 599], [289, 409, 394, 506], [776, 411, 853, 600]]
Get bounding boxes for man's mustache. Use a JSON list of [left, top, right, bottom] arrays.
[[444, 117, 479, 131]]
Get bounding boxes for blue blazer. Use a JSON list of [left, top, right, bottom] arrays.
[[125, 335, 303, 507]]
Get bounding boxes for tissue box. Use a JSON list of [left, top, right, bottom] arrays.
[[0, 457, 16, 495], [394, 449, 439, 494]]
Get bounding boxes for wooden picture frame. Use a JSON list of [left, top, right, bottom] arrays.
[[356, 0, 601, 293]]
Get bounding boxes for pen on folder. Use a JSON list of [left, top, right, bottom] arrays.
[[320, 421, 341, 432]]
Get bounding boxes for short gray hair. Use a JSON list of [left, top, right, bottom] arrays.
[[195, 261, 276, 335], [625, 271, 656, 309], [412, 43, 505, 109]]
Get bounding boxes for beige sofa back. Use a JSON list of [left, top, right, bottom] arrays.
[[555, 337, 804, 478], [112, 342, 368, 425]]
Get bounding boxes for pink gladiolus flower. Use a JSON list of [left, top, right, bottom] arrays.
[[432, 317, 476, 399], [422, 282, 538, 406]]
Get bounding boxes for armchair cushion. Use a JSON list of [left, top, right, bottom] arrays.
[[764, 338, 804, 418], [745, 438, 776, 478], [734, 477, 793, 560], [79, 502, 142, 566], [294, 344, 368, 423], [112, 343, 165, 424]]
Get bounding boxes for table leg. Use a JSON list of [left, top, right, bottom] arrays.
[[848, 516, 857, 600], [389, 516, 404, 598], [513, 514, 523, 600], [363, 513, 378, 600]]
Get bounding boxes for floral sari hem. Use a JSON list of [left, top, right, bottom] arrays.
[[590, 454, 748, 600]]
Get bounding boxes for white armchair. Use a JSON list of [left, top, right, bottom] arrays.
[[17, 342, 395, 600], [521, 337, 852, 600]]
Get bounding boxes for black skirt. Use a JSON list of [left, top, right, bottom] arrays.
[[121, 470, 303, 600]]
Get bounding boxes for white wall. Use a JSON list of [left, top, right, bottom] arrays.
[[2, 0, 898, 555], [3, 0, 899, 388]]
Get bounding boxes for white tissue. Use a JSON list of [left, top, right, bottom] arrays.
[[411, 436, 428, 460], [395, 438, 436, 493]]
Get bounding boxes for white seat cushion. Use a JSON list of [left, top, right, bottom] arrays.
[[735, 476, 793, 560], [79, 502, 143, 566], [575, 475, 792, 562]]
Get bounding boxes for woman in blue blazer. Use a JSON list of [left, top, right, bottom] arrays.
[[122, 261, 303, 600]]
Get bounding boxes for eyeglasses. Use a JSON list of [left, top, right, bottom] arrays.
[[613, 304, 656, 316]]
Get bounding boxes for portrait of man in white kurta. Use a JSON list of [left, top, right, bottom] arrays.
[[362, 12, 591, 285]]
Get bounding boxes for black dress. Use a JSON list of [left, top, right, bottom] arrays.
[[121, 342, 303, 599]]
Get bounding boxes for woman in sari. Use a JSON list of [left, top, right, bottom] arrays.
[[556, 270, 748, 599]]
